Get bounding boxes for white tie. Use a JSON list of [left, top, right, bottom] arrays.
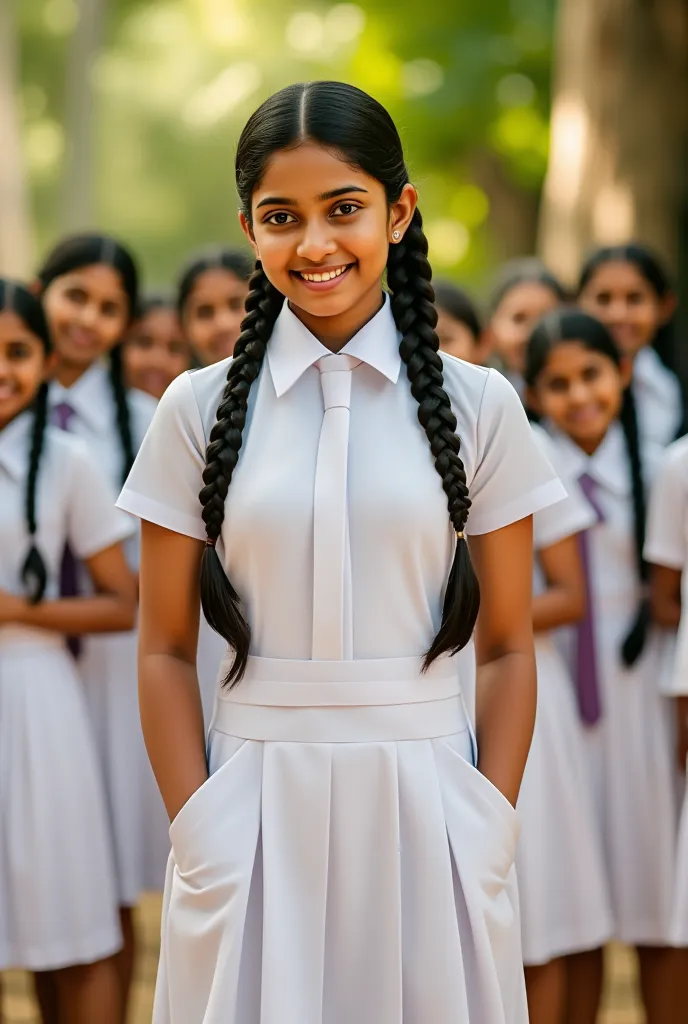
[[312, 353, 361, 660]]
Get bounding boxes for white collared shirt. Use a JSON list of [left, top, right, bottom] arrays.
[[633, 347, 683, 447], [118, 296, 564, 660], [49, 360, 157, 493], [0, 412, 133, 600]]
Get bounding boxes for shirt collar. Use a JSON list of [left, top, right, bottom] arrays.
[[267, 292, 401, 398], [545, 421, 631, 496], [634, 346, 670, 398], [0, 410, 33, 480], [49, 360, 113, 432]]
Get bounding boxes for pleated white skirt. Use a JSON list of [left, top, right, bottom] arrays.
[[153, 654, 527, 1024], [0, 628, 122, 970], [79, 630, 170, 902], [516, 638, 613, 964]]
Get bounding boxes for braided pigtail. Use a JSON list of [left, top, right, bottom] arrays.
[[21, 381, 50, 604], [199, 262, 284, 685], [387, 209, 480, 667], [108, 344, 136, 484], [618, 386, 649, 665]]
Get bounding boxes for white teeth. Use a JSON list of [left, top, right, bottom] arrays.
[[300, 266, 348, 283]]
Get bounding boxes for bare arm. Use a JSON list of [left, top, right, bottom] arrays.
[[650, 563, 681, 629], [138, 519, 207, 822], [470, 515, 536, 807], [532, 534, 586, 634], [1, 542, 136, 633]]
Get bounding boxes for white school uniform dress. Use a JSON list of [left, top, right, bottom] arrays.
[[545, 422, 679, 945], [633, 346, 683, 447], [118, 296, 565, 1024], [0, 413, 127, 970], [48, 361, 170, 902], [516, 425, 613, 965], [644, 435, 688, 944]]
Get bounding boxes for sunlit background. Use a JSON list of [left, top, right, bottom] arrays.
[[3, 0, 685, 311]]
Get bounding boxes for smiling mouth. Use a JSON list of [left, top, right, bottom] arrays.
[[291, 263, 355, 284]]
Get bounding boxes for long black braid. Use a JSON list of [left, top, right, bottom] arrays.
[[387, 210, 479, 663], [108, 343, 136, 483], [200, 82, 483, 685], [525, 309, 650, 666], [0, 280, 53, 604]]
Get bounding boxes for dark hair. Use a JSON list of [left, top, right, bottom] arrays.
[[434, 280, 482, 341], [177, 246, 254, 317], [578, 243, 678, 373], [0, 279, 52, 604], [134, 290, 174, 320], [525, 309, 649, 666], [37, 233, 139, 483], [489, 257, 568, 315], [200, 81, 479, 685]]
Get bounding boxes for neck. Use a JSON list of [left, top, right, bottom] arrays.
[[573, 429, 609, 457], [54, 360, 94, 388], [289, 284, 385, 352]]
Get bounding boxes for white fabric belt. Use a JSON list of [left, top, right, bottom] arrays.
[[211, 654, 468, 742], [0, 625, 65, 653]]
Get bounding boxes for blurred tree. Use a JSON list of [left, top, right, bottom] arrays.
[[60, 0, 109, 231], [0, 0, 33, 276], [539, 0, 688, 285]]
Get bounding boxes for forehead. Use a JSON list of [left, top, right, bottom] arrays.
[[498, 280, 559, 313], [253, 141, 385, 208], [540, 340, 614, 375], [0, 309, 45, 347], [584, 260, 652, 292], [188, 268, 248, 301], [137, 306, 179, 330], [52, 263, 127, 300]]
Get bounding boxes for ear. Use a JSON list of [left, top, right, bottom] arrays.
[[619, 354, 634, 390], [238, 211, 259, 257], [658, 290, 678, 325], [525, 384, 542, 416], [389, 183, 418, 243], [28, 278, 44, 297]]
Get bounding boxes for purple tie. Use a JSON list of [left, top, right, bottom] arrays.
[[51, 401, 81, 657], [575, 472, 603, 725]]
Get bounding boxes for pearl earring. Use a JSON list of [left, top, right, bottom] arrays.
[[392, 230, 401, 241]]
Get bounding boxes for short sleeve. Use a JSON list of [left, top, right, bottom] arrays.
[[644, 441, 688, 569], [65, 441, 135, 559], [116, 372, 207, 540], [466, 370, 566, 536]]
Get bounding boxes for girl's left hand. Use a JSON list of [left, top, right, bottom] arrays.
[[0, 589, 26, 625]]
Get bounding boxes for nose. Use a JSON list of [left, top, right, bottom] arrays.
[[296, 219, 338, 264], [606, 298, 628, 322], [568, 379, 590, 404], [79, 302, 99, 328]]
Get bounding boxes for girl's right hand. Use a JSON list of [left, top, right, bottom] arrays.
[[676, 696, 688, 772]]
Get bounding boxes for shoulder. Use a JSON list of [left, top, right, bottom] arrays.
[[126, 386, 159, 435], [146, 362, 230, 451], [440, 357, 521, 434], [41, 427, 104, 488], [658, 434, 688, 472]]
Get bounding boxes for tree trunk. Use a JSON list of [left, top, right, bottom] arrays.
[[539, 0, 688, 287], [0, 0, 33, 276], [59, 0, 108, 233]]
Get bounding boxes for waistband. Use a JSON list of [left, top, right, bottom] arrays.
[[211, 654, 468, 743], [0, 625, 66, 653]]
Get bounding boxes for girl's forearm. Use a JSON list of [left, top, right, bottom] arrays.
[[532, 586, 585, 633], [475, 649, 537, 807], [16, 594, 135, 634], [139, 652, 207, 822]]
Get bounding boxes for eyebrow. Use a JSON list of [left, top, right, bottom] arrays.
[[256, 185, 369, 209]]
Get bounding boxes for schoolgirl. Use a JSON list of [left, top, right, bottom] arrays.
[[645, 438, 688, 947], [433, 280, 487, 363], [34, 234, 168, 1014], [122, 293, 192, 400], [117, 81, 566, 1024], [515, 423, 613, 1024], [487, 258, 567, 396], [578, 244, 683, 446], [524, 309, 683, 1024], [0, 281, 135, 1024], [177, 246, 253, 364]]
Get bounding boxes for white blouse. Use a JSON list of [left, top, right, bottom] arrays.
[[633, 347, 683, 447], [118, 296, 563, 661], [0, 412, 133, 602]]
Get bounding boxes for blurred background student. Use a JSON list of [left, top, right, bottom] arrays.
[[176, 248, 253, 365], [123, 295, 192, 401]]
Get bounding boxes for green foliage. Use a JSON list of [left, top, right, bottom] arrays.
[[17, 0, 556, 291]]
